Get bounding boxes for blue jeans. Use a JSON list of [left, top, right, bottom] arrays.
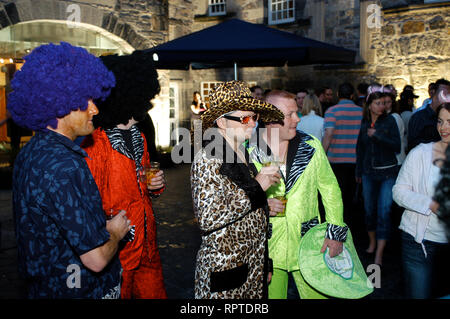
[[401, 231, 449, 299], [361, 174, 396, 240]]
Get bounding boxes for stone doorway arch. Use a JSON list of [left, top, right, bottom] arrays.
[[0, 20, 135, 58], [0, 0, 150, 50]]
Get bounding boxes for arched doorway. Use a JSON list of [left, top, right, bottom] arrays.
[[0, 19, 134, 58]]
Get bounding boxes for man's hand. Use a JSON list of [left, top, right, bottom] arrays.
[[322, 127, 334, 153], [255, 166, 281, 191], [320, 238, 343, 258], [81, 210, 130, 273], [267, 198, 285, 217], [106, 210, 131, 242], [148, 170, 166, 191]]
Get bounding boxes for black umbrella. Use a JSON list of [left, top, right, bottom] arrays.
[[142, 19, 355, 80]]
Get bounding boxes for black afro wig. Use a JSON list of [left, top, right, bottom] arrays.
[[93, 50, 160, 129], [434, 144, 450, 241]]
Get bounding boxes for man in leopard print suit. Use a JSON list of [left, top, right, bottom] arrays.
[[191, 81, 284, 299]]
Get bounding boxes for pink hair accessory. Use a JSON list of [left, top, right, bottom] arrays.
[[366, 85, 392, 101]]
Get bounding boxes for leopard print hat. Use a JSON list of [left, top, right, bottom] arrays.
[[200, 81, 284, 132]]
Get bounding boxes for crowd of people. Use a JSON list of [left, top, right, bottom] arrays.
[[4, 41, 450, 300], [245, 79, 450, 299]]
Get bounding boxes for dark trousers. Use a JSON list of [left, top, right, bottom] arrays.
[[401, 231, 449, 299], [330, 163, 361, 233]]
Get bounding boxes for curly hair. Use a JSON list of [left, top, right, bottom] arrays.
[[93, 50, 160, 129], [434, 145, 450, 241], [434, 103, 450, 239], [7, 42, 115, 131]]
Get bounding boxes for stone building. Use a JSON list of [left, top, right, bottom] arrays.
[[0, 0, 449, 148]]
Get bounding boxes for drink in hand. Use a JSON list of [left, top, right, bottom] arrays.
[[146, 162, 160, 185], [274, 195, 287, 217]]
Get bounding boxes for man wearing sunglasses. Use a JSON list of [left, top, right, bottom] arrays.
[[247, 90, 347, 299], [191, 81, 284, 299]]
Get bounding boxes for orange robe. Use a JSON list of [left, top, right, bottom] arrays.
[[83, 128, 166, 299]]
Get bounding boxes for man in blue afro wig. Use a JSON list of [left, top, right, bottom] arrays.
[[8, 42, 115, 132], [9, 42, 132, 299]]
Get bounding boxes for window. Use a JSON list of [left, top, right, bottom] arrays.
[[269, 0, 295, 25], [201, 81, 223, 107], [208, 0, 226, 16]]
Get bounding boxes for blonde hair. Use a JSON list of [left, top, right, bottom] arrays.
[[301, 93, 322, 116]]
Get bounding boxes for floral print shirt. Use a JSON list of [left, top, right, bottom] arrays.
[[12, 130, 122, 298]]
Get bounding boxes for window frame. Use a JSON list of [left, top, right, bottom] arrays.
[[208, 0, 227, 17], [268, 0, 296, 25]]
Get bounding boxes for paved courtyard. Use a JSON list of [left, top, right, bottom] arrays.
[[0, 164, 406, 299]]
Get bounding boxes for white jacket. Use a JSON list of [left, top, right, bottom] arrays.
[[392, 143, 434, 250]]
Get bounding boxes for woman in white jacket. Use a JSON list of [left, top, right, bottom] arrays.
[[392, 103, 450, 299]]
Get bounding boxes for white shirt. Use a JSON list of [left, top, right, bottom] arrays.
[[296, 111, 324, 142], [401, 111, 412, 136], [390, 113, 406, 165]]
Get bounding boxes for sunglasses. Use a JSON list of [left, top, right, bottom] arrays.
[[222, 114, 259, 124]]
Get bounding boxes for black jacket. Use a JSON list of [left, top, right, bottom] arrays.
[[407, 106, 440, 153], [356, 114, 401, 178]]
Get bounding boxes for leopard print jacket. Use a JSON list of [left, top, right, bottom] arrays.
[[191, 147, 269, 299]]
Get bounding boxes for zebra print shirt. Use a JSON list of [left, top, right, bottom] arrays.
[[284, 133, 314, 194], [104, 125, 145, 180]]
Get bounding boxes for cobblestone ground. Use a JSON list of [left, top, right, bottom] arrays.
[[0, 164, 405, 299]]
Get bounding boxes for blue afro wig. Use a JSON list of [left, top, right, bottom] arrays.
[[7, 42, 115, 131]]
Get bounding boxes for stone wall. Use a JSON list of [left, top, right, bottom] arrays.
[[323, 0, 360, 51], [366, 2, 450, 103], [183, 0, 363, 108]]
